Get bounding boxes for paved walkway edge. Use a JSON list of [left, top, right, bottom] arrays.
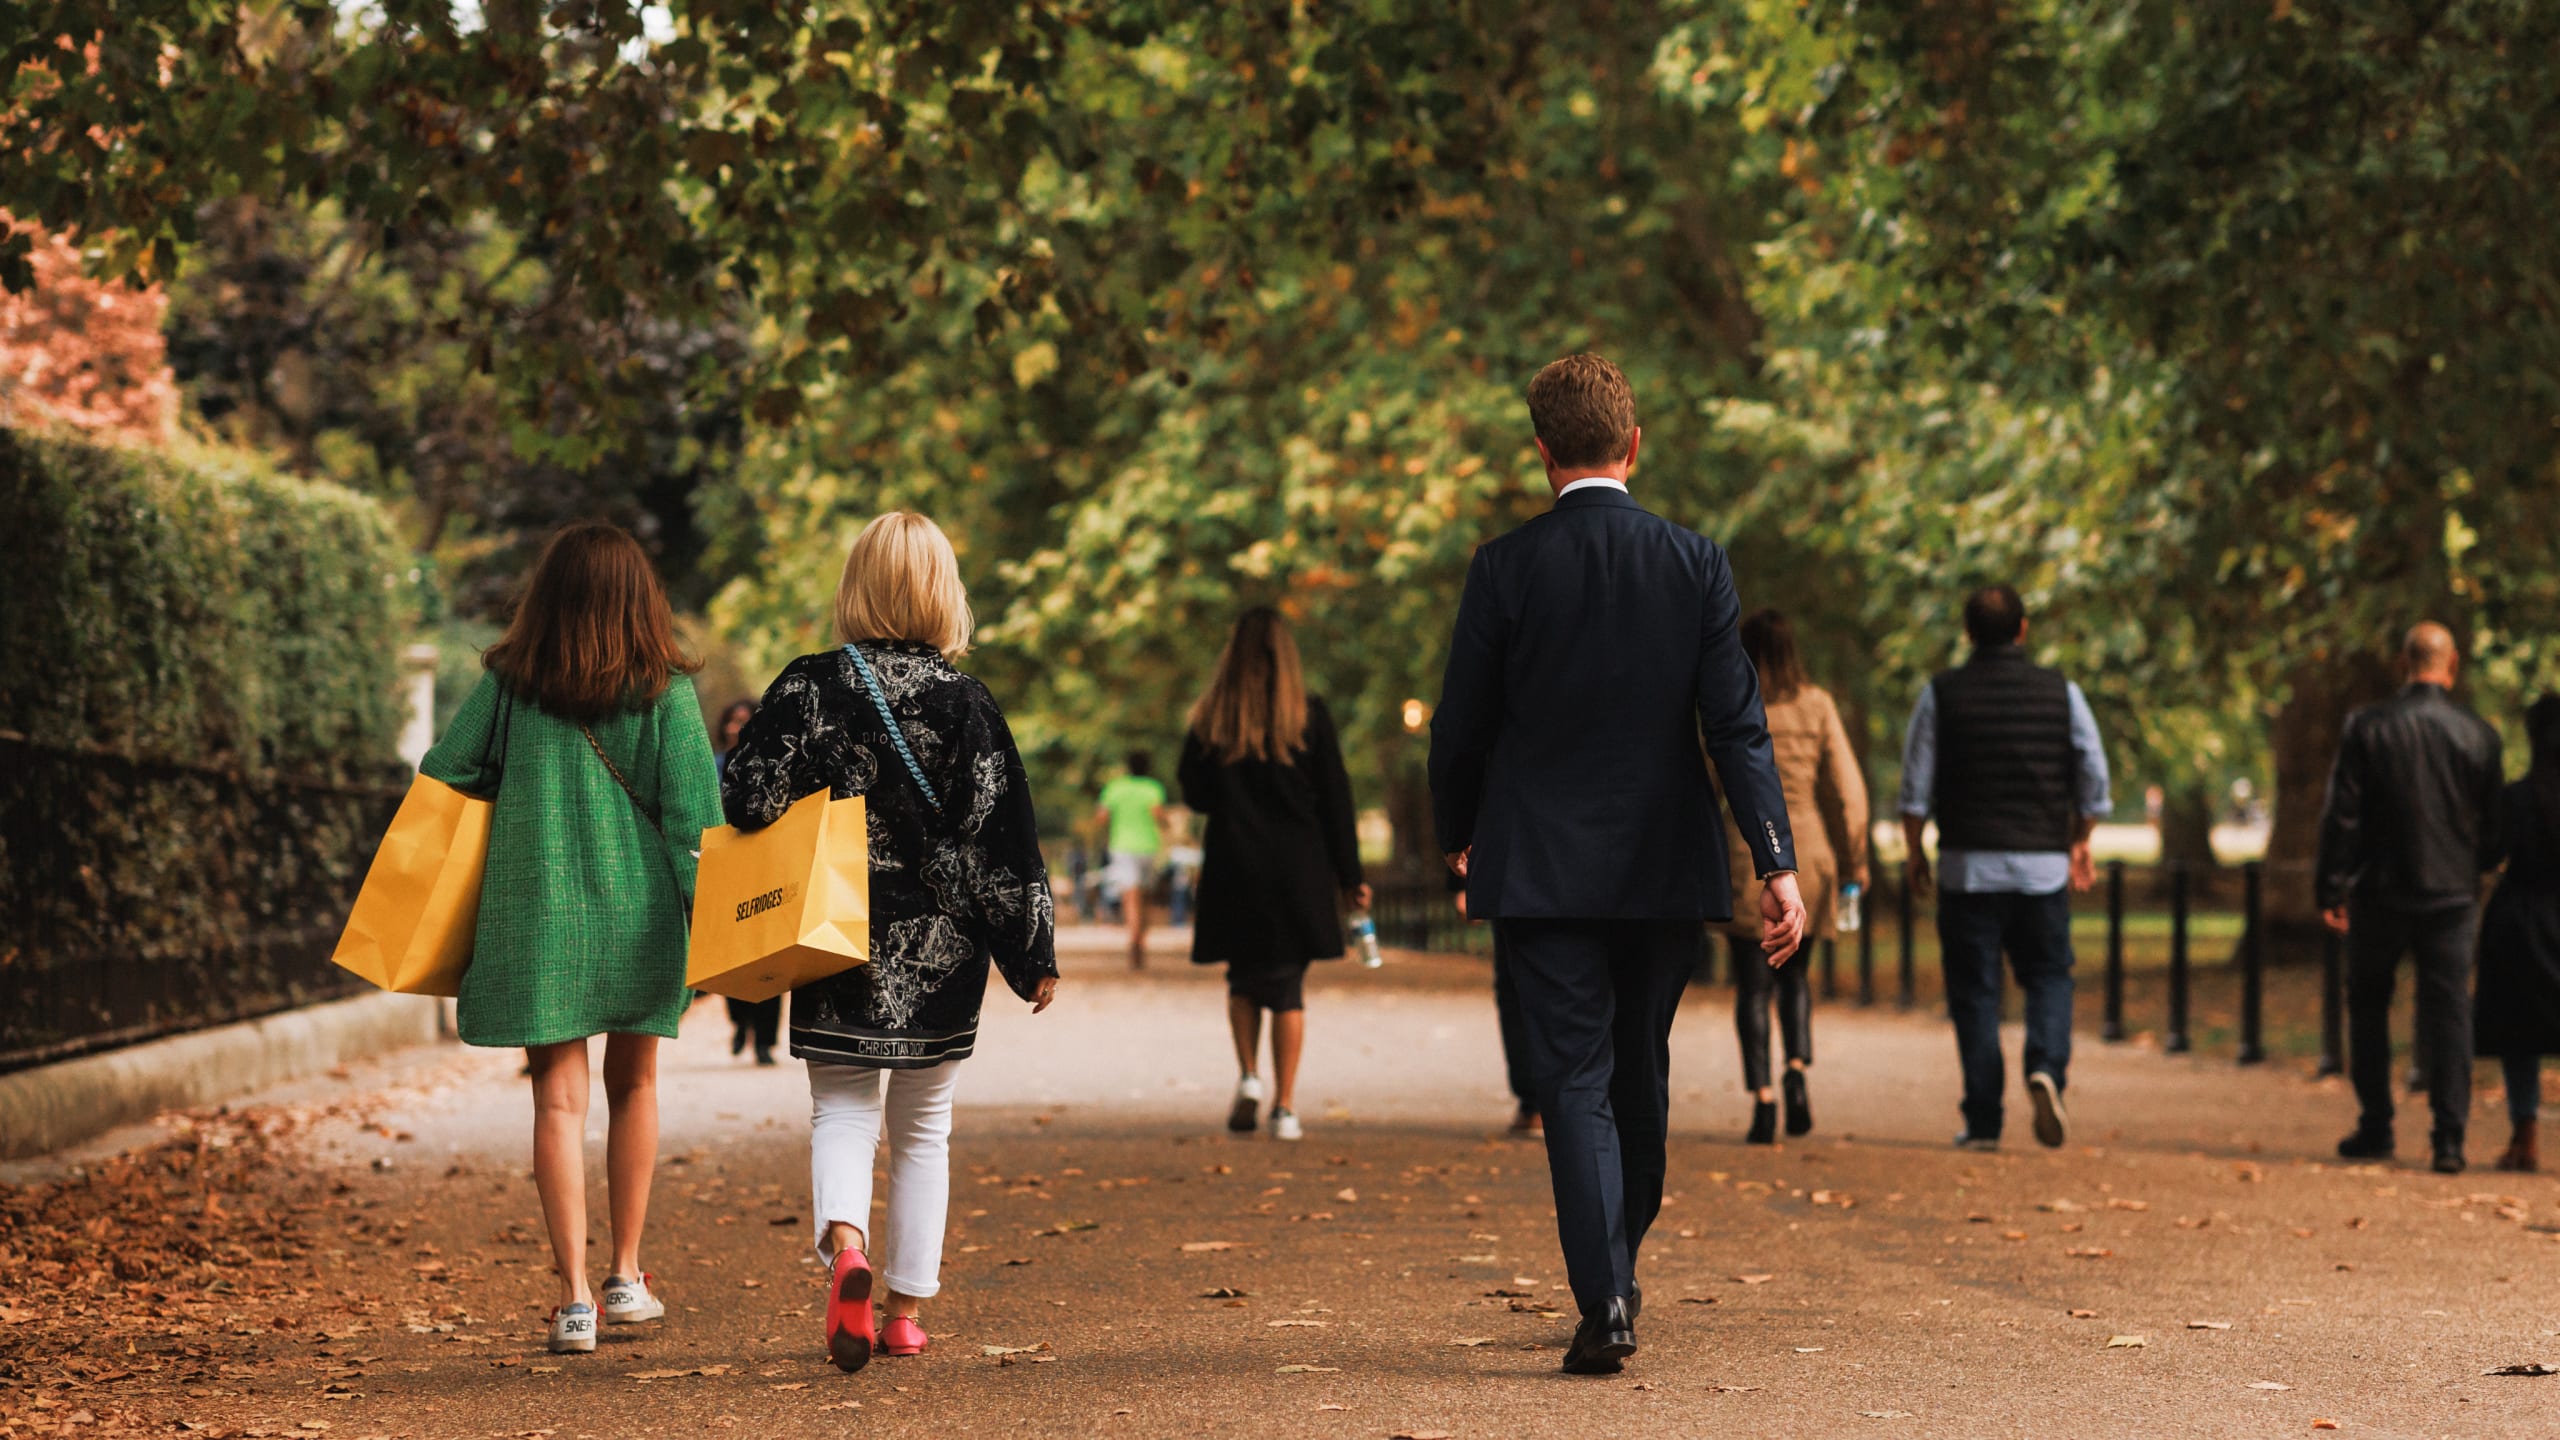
[[0, 992, 445, 1159]]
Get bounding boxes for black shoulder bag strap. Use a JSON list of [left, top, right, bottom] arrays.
[[582, 719, 691, 931]]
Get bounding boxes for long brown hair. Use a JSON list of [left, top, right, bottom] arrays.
[[1739, 607, 1809, 704], [483, 523, 698, 722], [1190, 607, 1309, 763]]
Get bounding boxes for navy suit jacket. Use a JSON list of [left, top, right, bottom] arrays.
[[1427, 485, 1794, 921]]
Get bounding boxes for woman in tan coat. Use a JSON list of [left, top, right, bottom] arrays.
[[1721, 610, 1868, 1143]]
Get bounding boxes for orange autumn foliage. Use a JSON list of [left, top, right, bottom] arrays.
[[0, 219, 175, 441]]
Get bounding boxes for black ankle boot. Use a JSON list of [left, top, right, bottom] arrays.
[[1746, 1097, 1777, 1145], [1782, 1068, 1813, 1137]]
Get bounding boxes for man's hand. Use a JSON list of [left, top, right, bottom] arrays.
[[1031, 976, 1059, 1013], [1759, 871, 1808, 967], [2322, 906, 2350, 936], [1445, 848, 1471, 878], [2069, 840, 2098, 894]]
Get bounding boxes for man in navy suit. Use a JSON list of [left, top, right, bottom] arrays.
[[1429, 353, 1804, 1375]]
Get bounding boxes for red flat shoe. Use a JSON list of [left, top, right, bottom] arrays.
[[880, 1315, 928, 1357], [825, 1247, 875, 1373]]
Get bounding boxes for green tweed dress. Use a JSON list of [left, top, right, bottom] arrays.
[[420, 672, 722, 1047]]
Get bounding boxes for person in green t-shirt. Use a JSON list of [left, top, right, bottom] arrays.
[[1095, 753, 1172, 969]]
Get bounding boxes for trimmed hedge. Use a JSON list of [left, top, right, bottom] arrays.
[[0, 429, 413, 1069], [0, 428, 409, 777]]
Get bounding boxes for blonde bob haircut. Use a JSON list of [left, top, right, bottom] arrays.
[[833, 511, 974, 659]]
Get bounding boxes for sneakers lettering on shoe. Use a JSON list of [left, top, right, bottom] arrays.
[[1228, 1074, 1266, 1134], [2026, 1071, 2068, 1149], [548, 1302, 598, 1354], [1270, 1106, 1304, 1142], [601, 1273, 665, 1325]]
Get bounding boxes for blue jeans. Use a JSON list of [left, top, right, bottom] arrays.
[[1937, 888, 2075, 1140]]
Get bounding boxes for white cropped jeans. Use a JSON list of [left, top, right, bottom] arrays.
[[807, 1059, 960, 1298]]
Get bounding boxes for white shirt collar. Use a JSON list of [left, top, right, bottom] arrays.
[[1555, 476, 1629, 499]]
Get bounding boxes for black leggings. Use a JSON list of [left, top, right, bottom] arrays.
[[1732, 934, 1812, 1092]]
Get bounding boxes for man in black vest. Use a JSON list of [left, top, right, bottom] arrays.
[[2317, 621, 2504, 1174], [1899, 586, 2112, 1151], [1431, 354, 1803, 1376]]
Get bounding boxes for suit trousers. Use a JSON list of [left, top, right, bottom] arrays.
[[2346, 898, 2478, 1145], [1491, 936, 1536, 1108], [1493, 917, 1700, 1318]]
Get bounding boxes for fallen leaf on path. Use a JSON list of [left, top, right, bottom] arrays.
[[2247, 1381, 2294, 1391], [1735, 1274, 1775, 1285], [1181, 1241, 1236, 1252], [1794, 1346, 1826, 1353], [1002, 1258, 1032, 1266], [980, 1343, 1052, 1357], [1335, 1188, 1359, 1202], [2106, 1336, 2148, 1349], [1268, 1320, 1328, 1328], [1679, 1297, 1719, 1306], [1449, 1337, 1494, 1347], [1390, 1431, 1452, 1439], [2312, 1421, 2339, 1430], [626, 1364, 733, 1380], [1453, 1253, 1497, 1263], [2068, 1310, 2098, 1319], [771, 1382, 809, 1391], [1711, 1384, 1763, 1393], [526, 1365, 560, 1375], [1316, 1404, 1348, 1411], [1200, 1287, 1250, 1299], [1483, 1288, 1532, 1298], [2066, 1247, 2114, 1259], [2107, 1198, 2150, 1212], [2188, 1321, 2233, 1330], [1859, 1411, 1916, 1420], [2484, 1363, 2560, 1376], [1274, 1364, 1340, 1374]]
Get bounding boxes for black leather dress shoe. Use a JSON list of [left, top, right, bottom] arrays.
[[2432, 1135, 2466, 1175], [1628, 1283, 1643, 1322], [1561, 1296, 1636, 1375], [2336, 1128, 2394, 1161]]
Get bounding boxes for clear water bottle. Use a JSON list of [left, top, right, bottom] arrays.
[[1837, 882, 1863, 933], [1351, 911, 1384, 968]]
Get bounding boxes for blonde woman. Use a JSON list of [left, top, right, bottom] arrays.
[[1718, 608, 1868, 1143], [719, 513, 1058, 1374], [1178, 607, 1368, 1141]]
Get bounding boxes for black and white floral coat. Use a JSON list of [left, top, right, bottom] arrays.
[[720, 641, 1056, 1067]]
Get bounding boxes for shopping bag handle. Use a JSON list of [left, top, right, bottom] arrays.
[[843, 643, 942, 815]]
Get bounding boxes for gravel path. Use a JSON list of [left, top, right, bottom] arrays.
[[6, 929, 2554, 1438]]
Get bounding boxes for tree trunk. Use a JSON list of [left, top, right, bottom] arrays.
[[2265, 653, 2396, 964], [2155, 782, 2220, 900], [1379, 747, 1435, 877]]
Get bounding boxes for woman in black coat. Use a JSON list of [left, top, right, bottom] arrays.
[[2480, 694, 2560, 1173], [1179, 607, 1368, 1142]]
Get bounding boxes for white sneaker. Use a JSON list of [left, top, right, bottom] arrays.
[[1270, 1106, 1304, 1142], [2027, 1072, 2069, 1149], [548, 1302, 598, 1354], [1228, 1075, 1266, 1134], [602, 1273, 664, 1324]]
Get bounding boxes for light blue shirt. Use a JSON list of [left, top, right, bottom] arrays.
[[1898, 676, 2112, 895]]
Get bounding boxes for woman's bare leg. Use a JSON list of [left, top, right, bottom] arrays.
[[1271, 1009, 1306, 1112], [1227, 995, 1262, 1077], [526, 1039, 593, 1310], [600, 1033, 659, 1282]]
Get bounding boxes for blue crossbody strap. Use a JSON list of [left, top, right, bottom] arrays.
[[843, 643, 942, 814]]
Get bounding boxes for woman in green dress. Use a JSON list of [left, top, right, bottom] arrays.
[[419, 523, 722, 1355]]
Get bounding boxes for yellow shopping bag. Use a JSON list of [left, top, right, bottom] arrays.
[[330, 772, 490, 997], [687, 789, 869, 1002]]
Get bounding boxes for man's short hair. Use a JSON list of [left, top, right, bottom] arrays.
[[1963, 585, 2027, 646], [1126, 750, 1153, 779], [1526, 354, 1637, 469]]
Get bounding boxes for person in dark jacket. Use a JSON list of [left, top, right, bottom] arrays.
[[1899, 585, 2111, 1153], [2476, 696, 2560, 1172], [1429, 354, 1802, 1377], [712, 697, 781, 1066], [1179, 606, 1367, 1144], [721, 511, 1058, 1374], [2318, 622, 2505, 1174]]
